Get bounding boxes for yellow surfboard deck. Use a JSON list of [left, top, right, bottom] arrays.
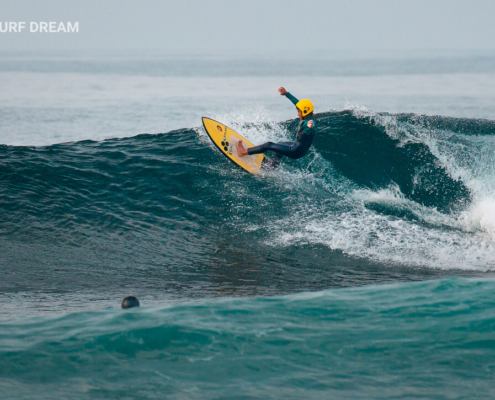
[[202, 117, 267, 174]]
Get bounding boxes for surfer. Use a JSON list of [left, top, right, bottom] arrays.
[[237, 87, 315, 168]]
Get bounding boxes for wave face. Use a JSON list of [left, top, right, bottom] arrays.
[[1, 110, 495, 311], [1, 278, 495, 399]]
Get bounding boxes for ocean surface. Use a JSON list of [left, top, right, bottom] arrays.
[[1, 51, 495, 398]]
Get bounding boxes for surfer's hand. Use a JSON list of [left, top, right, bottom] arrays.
[[307, 120, 314, 128], [278, 87, 287, 96]]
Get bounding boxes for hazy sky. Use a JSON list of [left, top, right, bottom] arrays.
[[1, 0, 494, 56]]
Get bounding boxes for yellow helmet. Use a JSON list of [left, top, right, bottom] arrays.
[[296, 99, 314, 117]]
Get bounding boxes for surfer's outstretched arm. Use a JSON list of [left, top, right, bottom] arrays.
[[278, 87, 299, 105]]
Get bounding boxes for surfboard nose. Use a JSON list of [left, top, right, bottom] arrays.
[[202, 117, 267, 174]]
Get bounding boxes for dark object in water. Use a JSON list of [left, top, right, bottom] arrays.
[[122, 296, 140, 309]]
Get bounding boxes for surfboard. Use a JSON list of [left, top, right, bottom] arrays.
[[202, 117, 268, 174]]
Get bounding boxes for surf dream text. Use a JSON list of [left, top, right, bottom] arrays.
[[0, 22, 79, 33]]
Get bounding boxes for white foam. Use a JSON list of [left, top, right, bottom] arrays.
[[274, 210, 495, 270], [352, 184, 459, 229], [351, 107, 495, 243], [246, 107, 495, 270], [460, 198, 495, 242]]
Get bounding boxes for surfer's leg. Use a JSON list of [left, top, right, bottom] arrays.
[[248, 141, 296, 158], [267, 141, 293, 168], [238, 140, 294, 158]]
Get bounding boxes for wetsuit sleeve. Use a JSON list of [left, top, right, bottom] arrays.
[[285, 92, 299, 106]]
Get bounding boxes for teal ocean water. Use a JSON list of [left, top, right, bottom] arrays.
[[2, 278, 495, 399], [1, 52, 495, 398]]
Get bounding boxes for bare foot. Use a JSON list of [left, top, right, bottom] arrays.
[[236, 140, 248, 157]]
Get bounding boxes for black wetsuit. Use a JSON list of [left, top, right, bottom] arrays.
[[247, 92, 316, 167]]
